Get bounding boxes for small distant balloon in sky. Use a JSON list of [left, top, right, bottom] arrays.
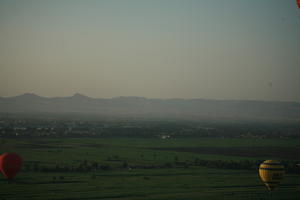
[[268, 82, 273, 88]]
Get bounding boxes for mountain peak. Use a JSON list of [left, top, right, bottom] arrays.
[[71, 93, 90, 99]]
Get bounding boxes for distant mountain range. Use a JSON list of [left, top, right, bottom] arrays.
[[0, 93, 300, 122]]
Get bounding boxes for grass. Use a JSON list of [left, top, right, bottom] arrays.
[[1, 137, 300, 200]]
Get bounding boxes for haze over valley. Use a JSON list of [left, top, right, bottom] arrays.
[[1, 93, 299, 122]]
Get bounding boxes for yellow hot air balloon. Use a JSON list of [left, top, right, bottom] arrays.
[[259, 160, 285, 191]]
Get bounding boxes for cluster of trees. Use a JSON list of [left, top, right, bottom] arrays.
[[22, 160, 112, 173], [192, 158, 259, 170], [22, 158, 300, 174], [190, 159, 300, 173]]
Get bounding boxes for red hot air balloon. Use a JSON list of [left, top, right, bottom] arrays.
[[0, 153, 23, 179], [298, 0, 300, 8]]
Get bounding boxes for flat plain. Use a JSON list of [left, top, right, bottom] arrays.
[[1, 137, 300, 200]]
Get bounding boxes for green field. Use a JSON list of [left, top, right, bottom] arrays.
[[1, 137, 300, 200]]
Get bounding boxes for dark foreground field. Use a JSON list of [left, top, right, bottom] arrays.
[[1, 137, 300, 200]]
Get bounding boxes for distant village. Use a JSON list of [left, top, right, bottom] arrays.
[[0, 118, 299, 139]]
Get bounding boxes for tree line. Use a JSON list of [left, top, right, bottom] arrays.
[[22, 158, 300, 174]]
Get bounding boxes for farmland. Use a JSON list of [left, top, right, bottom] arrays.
[[1, 136, 300, 200]]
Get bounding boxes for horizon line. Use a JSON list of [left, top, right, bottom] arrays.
[[0, 92, 299, 103]]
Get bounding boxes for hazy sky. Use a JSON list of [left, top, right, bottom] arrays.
[[0, 0, 299, 101]]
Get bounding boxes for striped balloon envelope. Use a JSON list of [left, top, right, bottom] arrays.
[[259, 160, 285, 191]]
